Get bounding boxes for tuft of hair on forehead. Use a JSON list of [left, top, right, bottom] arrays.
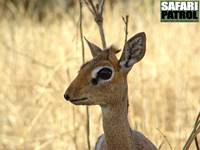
[[79, 45, 121, 71], [104, 45, 121, 71], [105, 45, 121, 54]]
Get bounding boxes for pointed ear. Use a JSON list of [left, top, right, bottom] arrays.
[[119, 32, 146, 72], [84, 37, 102, 57]]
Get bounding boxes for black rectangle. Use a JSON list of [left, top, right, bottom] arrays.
[[160, 0, 199, 22]]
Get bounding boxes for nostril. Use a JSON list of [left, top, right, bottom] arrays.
[[64, 94, 70, 100]]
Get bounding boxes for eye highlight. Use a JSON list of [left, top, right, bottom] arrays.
[[97, 68, 112, 80]]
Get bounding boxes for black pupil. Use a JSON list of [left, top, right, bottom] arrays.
[[97, 68, 112, 80]]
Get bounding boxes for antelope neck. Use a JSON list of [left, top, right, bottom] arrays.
[[101, 96, 134, 150]]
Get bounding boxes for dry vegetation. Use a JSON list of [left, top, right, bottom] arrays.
[[0, 0, 200, 150]]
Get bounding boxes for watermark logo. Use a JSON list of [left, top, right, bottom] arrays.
[[160, 0, 199, 22]]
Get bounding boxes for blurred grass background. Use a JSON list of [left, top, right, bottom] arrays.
[[0, 0, 200, 149]]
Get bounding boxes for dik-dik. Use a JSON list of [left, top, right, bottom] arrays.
[[64, 32, 157, 150]]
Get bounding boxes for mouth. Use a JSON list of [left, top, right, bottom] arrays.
[[69, 97, 88, 104]]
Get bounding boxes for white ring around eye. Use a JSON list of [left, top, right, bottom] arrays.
[[91, 66, 114, 82]]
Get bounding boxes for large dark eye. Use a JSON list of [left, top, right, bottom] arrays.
[[97, 68, 112, 80]]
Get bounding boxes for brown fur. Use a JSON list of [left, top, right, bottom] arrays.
[[64, 33, 157, 150]]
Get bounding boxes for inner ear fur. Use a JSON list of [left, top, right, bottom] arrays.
[[119, 32, 146, 71]]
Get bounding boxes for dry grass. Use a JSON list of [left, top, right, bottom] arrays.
[[0, 1, 200, 150]]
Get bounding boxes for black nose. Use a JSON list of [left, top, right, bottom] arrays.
[[64, 94, 70, 101]]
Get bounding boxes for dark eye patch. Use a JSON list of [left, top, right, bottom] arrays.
[[97, 68, 112, 80], [91, 78, 98, 85]]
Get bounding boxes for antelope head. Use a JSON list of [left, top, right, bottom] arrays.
[[64, 32, 146, 106]]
